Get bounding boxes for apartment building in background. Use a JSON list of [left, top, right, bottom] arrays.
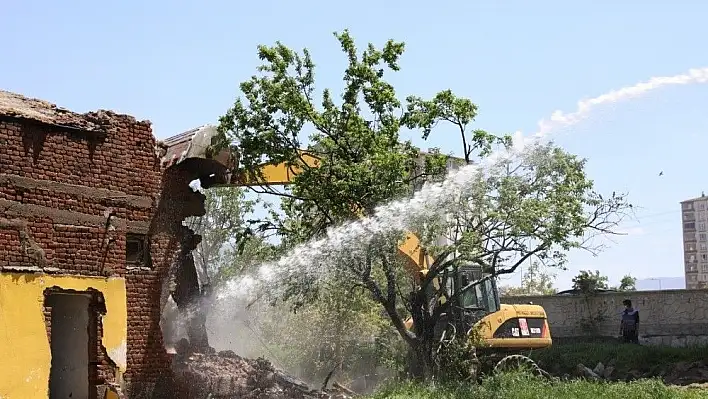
[[682, 192, 708, 289]]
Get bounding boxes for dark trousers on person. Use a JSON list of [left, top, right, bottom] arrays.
[[622, 330, 639, 344]]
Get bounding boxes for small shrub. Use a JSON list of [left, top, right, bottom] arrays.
[[433, 335, 480, 383]]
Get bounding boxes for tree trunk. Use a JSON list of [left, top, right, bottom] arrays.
[[402, 288, 439, 380], [406, 338, 434, 381]]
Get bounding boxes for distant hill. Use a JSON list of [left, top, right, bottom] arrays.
[[635, 277, 685, 290]]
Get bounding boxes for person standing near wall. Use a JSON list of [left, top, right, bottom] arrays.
[[619, 299, 640, 344]]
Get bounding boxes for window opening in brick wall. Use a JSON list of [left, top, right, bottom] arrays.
[[126, 233, 152, 268]]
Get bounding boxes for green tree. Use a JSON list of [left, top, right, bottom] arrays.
[[572, 270, 610, 294], [500, 262, 557, 296], [404, 142, 631, 378], [249, 276, 399, 385], [216, 31, 432, 243], [216, 30, 633, 381], [416, 143, 633, 277], [616, 274, 637, 291], [571, 270, 612, 335]]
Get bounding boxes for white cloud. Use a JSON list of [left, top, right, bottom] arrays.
[[532, 68, 708, 140]]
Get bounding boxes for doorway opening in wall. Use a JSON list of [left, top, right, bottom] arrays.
[[45, 291, 93, 399]]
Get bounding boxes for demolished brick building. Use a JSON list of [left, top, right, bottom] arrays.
[[0, 90, 223, 398]]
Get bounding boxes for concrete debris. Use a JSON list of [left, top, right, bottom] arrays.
[[573, 360, 708, 386], [592, 362, 604, 377], [588, 362, 614, 379], [173, 350, 354, 399], [575, 363, 601, 381], [663, 361, 708, 386]]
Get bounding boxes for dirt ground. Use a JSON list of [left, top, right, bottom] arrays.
[[170, 344, 708, 398]]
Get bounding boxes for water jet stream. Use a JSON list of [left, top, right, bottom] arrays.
[[216, 67, 708, 303]]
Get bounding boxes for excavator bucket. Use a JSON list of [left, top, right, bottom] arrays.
[[161, 124, 236, 171]]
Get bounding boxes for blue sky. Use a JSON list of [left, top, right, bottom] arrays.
[[3, 0, 708, 290]]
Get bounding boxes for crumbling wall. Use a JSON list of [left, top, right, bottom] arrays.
[[0, 91, 236, 398], [0, 92, 180, 398]]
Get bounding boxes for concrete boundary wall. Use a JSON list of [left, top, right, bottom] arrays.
[[502, 289, 708, 347]]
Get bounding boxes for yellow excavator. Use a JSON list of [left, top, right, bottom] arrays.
[[161, 125, 552, 363]]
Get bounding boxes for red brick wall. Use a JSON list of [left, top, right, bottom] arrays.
[[0, 114, 179, 396]]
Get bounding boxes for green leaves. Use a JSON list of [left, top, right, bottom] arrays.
[[608, 274, 637, 292], [403, 90, 478, 140], [500, 262, 558, 296], [218, 30, 421, 242], [403, 90, 511, 162], [572, 270, 610, 294], [618, 275, 637, 291], [415, 141, 633, 279]]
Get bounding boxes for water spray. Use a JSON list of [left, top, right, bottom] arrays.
[[216, 67, 708, 303]]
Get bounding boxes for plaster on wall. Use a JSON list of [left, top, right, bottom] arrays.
[[0, 272, 127, 399]]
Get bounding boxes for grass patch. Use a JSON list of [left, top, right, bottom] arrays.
[[368, 373, 707, 399], [528, 343, 708, 376]]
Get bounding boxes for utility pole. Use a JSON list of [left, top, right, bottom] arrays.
[[527, 258, 532, 295], [519, 264, 523, 287]]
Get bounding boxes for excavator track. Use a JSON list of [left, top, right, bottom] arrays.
[[491, 354, 552, 379], [434, 324, 552, 380]]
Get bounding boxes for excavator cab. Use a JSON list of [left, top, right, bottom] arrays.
[[457, 268, 500, 313], [431, 266, 552, 351], [432, 266, 501, 342]]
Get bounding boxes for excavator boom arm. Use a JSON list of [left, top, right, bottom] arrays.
[[161, 125, 433, 276]]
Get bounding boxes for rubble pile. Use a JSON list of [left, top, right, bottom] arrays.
[[172, 348, 354, 399], [663, 360, 708, 386], [575, 360, 708, 386]]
